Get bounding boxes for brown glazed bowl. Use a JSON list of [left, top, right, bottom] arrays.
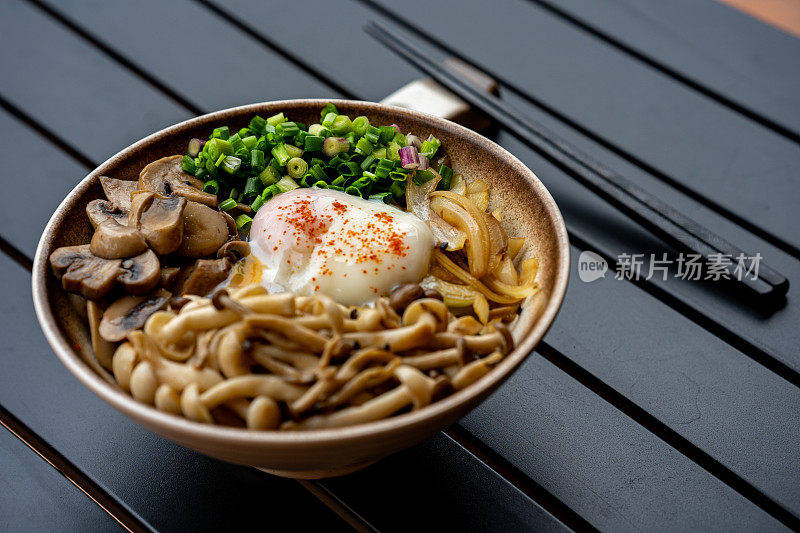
[[32, 100, 569, 478]]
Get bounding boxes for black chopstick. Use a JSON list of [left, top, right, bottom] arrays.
[[365, 20, 789, 303]]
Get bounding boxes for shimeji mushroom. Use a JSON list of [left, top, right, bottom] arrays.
[[281, 365, 436, 430], [343, 309, 439, 352], [138, 155, 218, 207]]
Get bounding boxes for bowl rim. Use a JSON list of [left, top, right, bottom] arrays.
[[32, 99, 570, 446]]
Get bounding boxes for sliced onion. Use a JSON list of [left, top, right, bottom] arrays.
[[431, 191, 492, 279], [399, 146, 420, 169], [519, 257, 538, 286], [430, 196, 488, 278], [484, 212, 508, 274], [406, 173, 465, 250], [507, 237, 525, 260], [483, 276, 539, 299], [473, 293, 489, 325], [433, 250, 520, 304], [449, 173, 466, 194], [493, 255, 519, 285], [465, 179, 489, 211], [420, 276, 476, 308]]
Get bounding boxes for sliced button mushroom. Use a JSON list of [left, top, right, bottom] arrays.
[[138, 155, 218, 207], [50, 245, 122, 300], [129, 191, 186, 255], [177, 201, 228, 258], [118, 249, 160, 295], [86, 199, 128, 229], [176, 258, 233, 296], [90, 219, 148, 259], [99, 289, 171, 342], [99, 175, 137, 212]]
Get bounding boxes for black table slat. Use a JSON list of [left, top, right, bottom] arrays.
[[547, 0, 800, 140], [0, 0, 192, 164], [0, 426, 124, 532], [369, 0, 800, 256]]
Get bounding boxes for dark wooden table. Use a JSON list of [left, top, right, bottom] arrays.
[[1, 1, 798, 531]]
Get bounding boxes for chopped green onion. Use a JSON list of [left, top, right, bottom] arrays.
[[353, 116, 369, 137], [438, 164, 454, 190], [287, 157, 308, 178], [328, 185, 345, 192], [331, 115, 353, 135], [379, 126, 396, 144], [390, 180, 405, 201], [244, 176, 260, 196], [331, 175, 347, 187], [321, 112, 337, 130], [249, 116, 267, 135], [285, 144, 303, 159], [181, 154, 196, 174], [369, 192, 392, 204], [228, 133, 245, 153], [320, 102, 338, 119], [266, 112, 286, 126], [271, 144, 291, 166], [188, 138, 204, 157], [204, 157, 218, 177], [276, 121, 300, 137], [242, 135, 257, 150], [338, 161, 361, 176], [308, 124, 330, 137], [420, 135, 441, 159], [239, 127, 251, 138], [360, 154, 376, 171], [355, 137, 374, 156], [345, 185, 361, 197], [392, 132, 406, 146], [250, 149, 266, 171], [214, 153, 227, 168], [219, 198, 237, 211], [309, 164, 327, 182], [221, 155, 241, 175], [250, 195, 265, 211], [322, 137, 350, 157], [258, 164, 281, 186], [364, 125, 381, 145], [312, 180, 328, 188], [194, 167, 209, 180], [235, 214, 253, 233], [304, 135, 324, 152], [207, 138, 234, 161], [372, 147, 387, 160], [276, 176, 300, 192], [387, 142, 401, 161], [203, 180, 220, 195], [211, 126, 230, 140], [413, 169, 436, 185]]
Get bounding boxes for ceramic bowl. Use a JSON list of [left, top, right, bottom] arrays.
[[32, 99, 569, 478]]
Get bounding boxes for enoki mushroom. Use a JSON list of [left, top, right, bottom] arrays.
[[113, 283, 514, 430]]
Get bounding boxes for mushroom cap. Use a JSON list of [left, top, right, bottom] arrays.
[[99, 175, 136, 212], [138, 155, 218, 207], [86, 199, 127, 229], [99, 289, 171, 342], [49, 245, 122, 300], [118, 249, 161, 295], [129, 192, 186, 255], [177, 201, 229, 258], [90, 219, 148, 259], [216, 240, 250, 263]]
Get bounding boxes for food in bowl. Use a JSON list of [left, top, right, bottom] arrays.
[[47, 103, 540, 430]]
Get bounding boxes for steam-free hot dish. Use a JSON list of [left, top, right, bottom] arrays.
[[49, 103, 540, 430]]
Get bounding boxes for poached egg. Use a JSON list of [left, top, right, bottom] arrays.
[[249, 188, 434, 305]]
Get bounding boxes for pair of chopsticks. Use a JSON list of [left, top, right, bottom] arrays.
[[365, 20, 789, 303]]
